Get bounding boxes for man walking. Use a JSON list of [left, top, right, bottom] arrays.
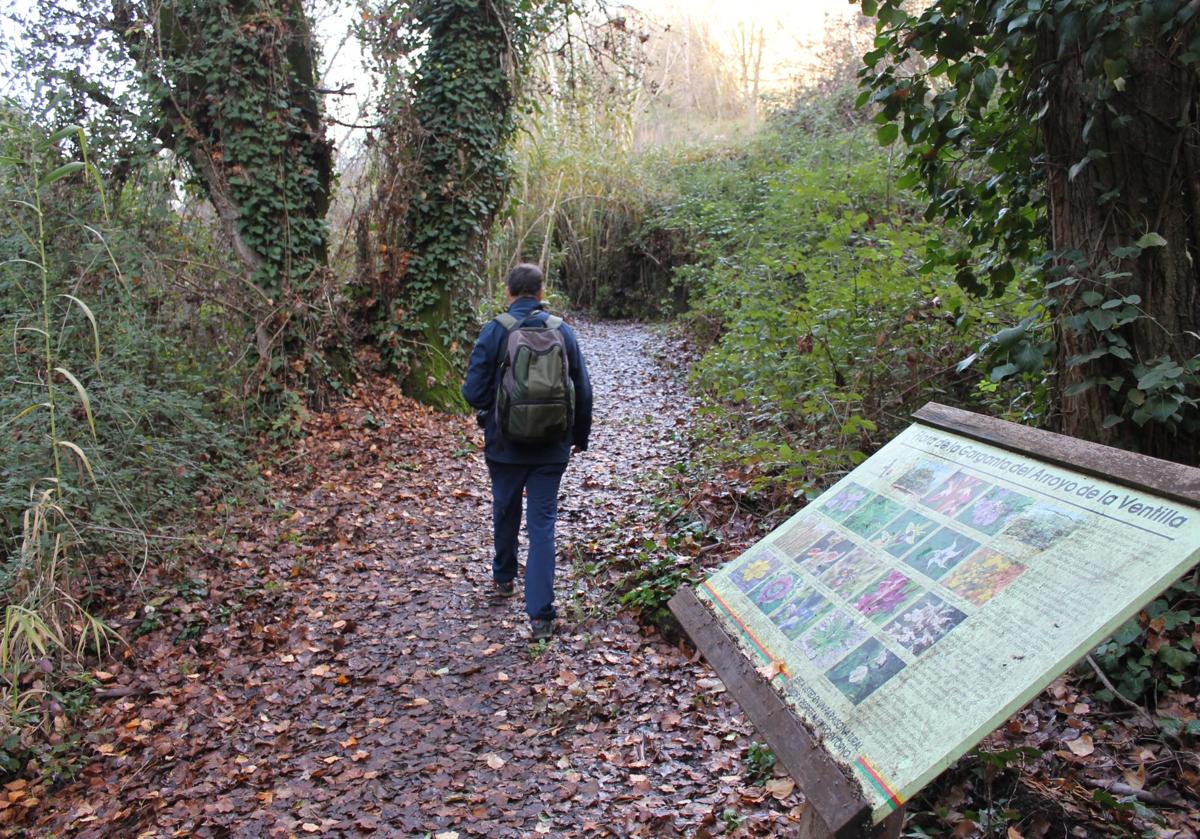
[[462, 264, 593, 640]]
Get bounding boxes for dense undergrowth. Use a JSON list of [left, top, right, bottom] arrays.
[[656, 94, 1029, 505], [0, 104, 244, 776]]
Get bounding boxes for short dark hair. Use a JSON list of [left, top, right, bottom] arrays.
[[506, 263, 544, 298]]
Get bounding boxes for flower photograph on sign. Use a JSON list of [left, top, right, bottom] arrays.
[[820, 549, 885, 597], [885, 593, 967, 655], [770, 589, 833, 640], [826, 638, 906, 705], [752, 570, 803, 614], [853, 570, 923, 624], [903, 527, 979, 580], [730, 551, 782, 593], [872, 510, 938, 557], [798, 612, 871, 670], [892, 459, 954, 498], [821, 482, 872, 521], [844, 495, 905, 538], [957, 486, 1033, 535], [922, 471, 989, 517], [1004, 505, 1086, 550], [943, 550, 1026, 606]]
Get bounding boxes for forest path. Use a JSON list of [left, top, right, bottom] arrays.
[[24, 321, 803, 838]]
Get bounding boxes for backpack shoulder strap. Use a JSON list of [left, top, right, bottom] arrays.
[[494, 313, 519, 331]]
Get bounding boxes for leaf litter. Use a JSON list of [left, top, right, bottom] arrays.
[[11, 320, 1200, 837], [12, 321, 804, 837]]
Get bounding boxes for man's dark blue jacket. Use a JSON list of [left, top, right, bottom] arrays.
[[462, 297, 593, 465]]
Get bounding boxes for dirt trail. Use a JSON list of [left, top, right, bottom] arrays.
[[22, 320, 803, 838]]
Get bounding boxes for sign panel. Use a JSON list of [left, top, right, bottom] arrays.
[[697, 419, 1200, 823]]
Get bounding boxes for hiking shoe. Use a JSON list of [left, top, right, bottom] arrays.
[[530, 618, 554, 641], [494, 578, 515, 597]]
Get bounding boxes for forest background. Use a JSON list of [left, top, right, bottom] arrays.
[[1, 0, 1198, 834]]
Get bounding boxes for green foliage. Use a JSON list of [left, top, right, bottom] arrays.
[[141, 0, 340, 401], [617, 558, 690, 627], [617, 538, 696, 630], [0, 103, 239, 742], [659, 98, 1014, 501], [1089, 572, 1199, 704], [485, 17, 684, 317], [860, 0, 1200, 453], [149, 0, 331, 290], [742, 741, 776, 785], [19, 0, 343, 406]]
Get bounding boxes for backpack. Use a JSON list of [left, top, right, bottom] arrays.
[[493, 311, 575, 446]]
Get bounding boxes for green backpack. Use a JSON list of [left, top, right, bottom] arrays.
[[494, 311, 576, 446]]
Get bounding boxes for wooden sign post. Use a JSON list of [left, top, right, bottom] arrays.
[[671, 403, 1200, 837]]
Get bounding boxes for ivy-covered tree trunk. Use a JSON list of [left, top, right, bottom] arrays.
[[1042, 32, 1200, 463], [360, 0, 554, 410], [862, 1, 1200, 465], [117, 0, 339, 399]]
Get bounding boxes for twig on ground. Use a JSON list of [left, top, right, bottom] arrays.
[[1083, 777, 1191, 808], [1085, 655, 1155, 727]]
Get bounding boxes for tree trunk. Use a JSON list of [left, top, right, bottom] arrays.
[[360, 0, 522, 411], [1042, 30, 1200, 464], [118, 0, 339, 401]]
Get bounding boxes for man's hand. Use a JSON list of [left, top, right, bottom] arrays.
[[572, 444, 586, 455]]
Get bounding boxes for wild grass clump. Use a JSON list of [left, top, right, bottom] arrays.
[[0, 99, 240, 776]]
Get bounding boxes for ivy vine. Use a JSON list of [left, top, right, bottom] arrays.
[[860, 0, 1200, 459], [358, 0, 567, 407]]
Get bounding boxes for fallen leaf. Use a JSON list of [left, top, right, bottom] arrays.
[[757, 659, 787, 680], [765, 778, 795, 799], [1067, 734, 1094, 756], [1123, 763, 1146, 791]]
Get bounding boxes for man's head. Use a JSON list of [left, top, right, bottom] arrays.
[[506, 263, 544, 301]]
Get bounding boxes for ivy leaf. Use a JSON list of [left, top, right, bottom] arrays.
[[1137, 369, 1165, 389], [990, 362, 1019, 382], [1102, 414, 1124, 428], [877, 123, 899, 146], [1013, 341, 1044, 372], [1067, 347, 1109, 367], [1158, 644, 1196, 672], [1147, 393, 1182, 422], [972, 68, 997, 105], [1134, 232, 1167, 249]]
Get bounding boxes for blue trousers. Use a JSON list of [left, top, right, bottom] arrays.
[[487, 460, 566, 621]]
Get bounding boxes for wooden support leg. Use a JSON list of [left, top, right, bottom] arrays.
[[871, 806, 905, 838]]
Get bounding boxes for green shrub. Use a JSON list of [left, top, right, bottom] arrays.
[[654, 95, 1026, 501], [0, 99, 241, 751]]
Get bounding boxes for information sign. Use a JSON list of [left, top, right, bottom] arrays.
[[674, 404, 1200, 832]]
